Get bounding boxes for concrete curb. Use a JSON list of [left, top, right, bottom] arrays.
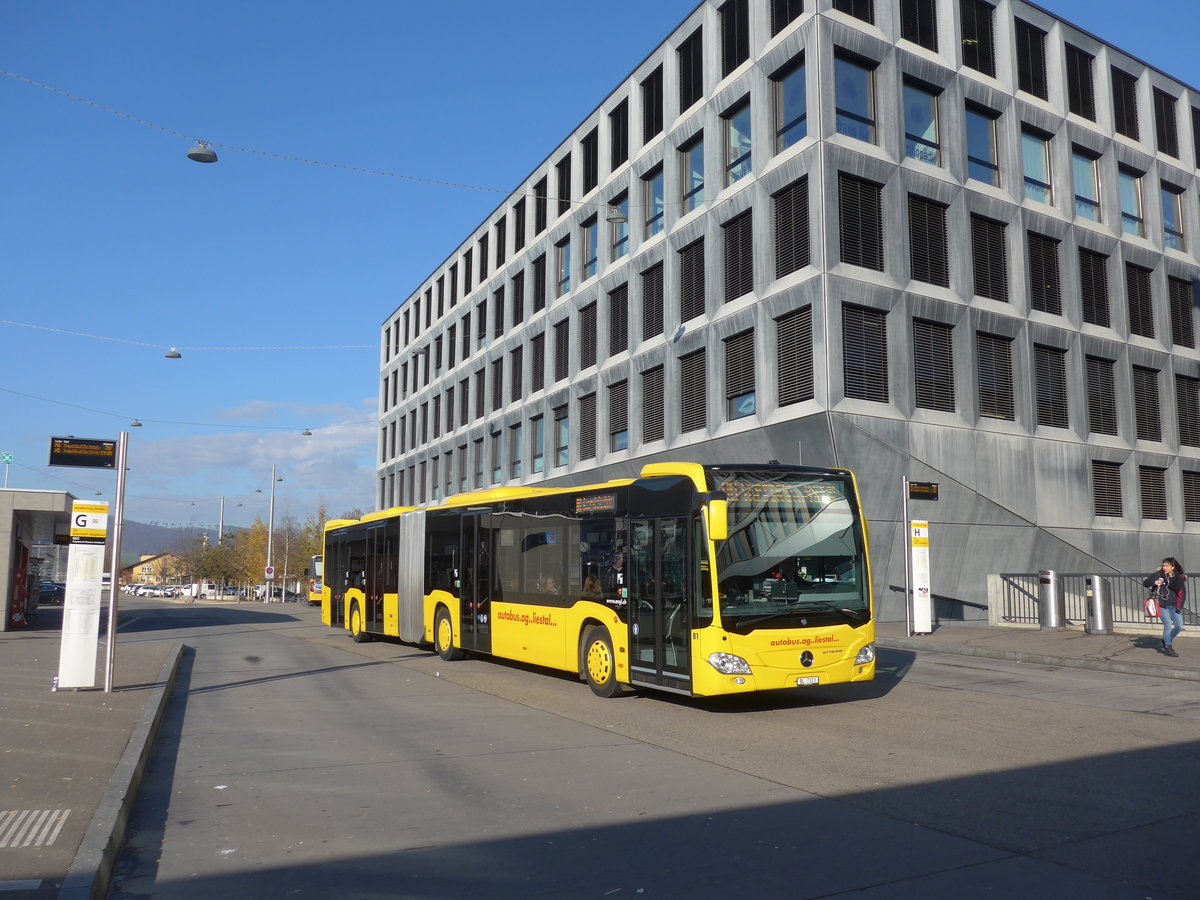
[[57, 643, 187, 900], [878, 636, 1200, 682]]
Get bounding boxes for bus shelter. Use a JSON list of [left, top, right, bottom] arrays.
[[0, 489, 75, 631]]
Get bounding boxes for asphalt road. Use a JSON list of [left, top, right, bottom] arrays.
[[107, 599, 1199, 899]]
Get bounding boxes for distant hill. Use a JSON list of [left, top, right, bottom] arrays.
[[118, 521, 227, 566]]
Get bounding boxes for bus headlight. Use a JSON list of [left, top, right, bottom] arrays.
[[707, 652, 752, 675], [854, 643, 876, 665]]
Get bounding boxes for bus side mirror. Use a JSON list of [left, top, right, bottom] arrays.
[[706, 499, 728, 542]]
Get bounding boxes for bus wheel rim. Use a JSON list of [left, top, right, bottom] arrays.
[[438, 617, 451, 651], [351, 608, 360, 635], [587, 641, 610, 683]]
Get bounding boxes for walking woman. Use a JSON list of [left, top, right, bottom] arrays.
[[1144, 557, 1186, 657]]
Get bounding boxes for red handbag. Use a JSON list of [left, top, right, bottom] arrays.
[[1144, 595, 1161, 618]]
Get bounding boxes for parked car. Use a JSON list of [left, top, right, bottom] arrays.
[[38, 582, 65, 605]]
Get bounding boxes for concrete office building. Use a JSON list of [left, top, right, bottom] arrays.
[[377, 0, 1200, 620]]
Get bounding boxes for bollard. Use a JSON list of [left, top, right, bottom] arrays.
[[1085, 575, 1112, 635], [1038, 569, 1065, 631]]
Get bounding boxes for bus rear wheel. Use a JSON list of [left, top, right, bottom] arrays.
[[349, 602, 371, 643], [435, 608, 466, 661], [582, 626, 621, 698]]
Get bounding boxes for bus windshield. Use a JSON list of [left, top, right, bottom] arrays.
[[709, 468, 869, 633]]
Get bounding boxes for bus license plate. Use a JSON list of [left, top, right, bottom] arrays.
[[796, 676, 819, 686]]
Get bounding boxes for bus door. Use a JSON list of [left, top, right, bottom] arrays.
[[627, 517, 691, 692], [459, 510, 494, 654], [365, 523, 389, 631]]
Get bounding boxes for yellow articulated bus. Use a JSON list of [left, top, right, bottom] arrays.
[[319, 462, 875, 698], [307, 555, 323, 606]]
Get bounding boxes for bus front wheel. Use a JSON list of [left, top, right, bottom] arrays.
[[435, 608, 466, 661], [582, 626, 621, 698], [349, 603, 371, 643]]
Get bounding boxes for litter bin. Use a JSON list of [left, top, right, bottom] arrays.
[[1038, 569, 1065, 631], [1085, 575, 1112, 635]]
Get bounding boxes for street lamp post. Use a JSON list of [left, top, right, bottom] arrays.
[[266, 465, 282, 601]]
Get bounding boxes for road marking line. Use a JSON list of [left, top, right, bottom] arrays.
[[0, 809, 70, 848]]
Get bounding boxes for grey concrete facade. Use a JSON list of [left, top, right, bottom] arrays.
[[377, 1, 1200, 621]]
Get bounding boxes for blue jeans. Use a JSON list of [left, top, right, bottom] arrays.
[[1162, 605, 1183, 647]]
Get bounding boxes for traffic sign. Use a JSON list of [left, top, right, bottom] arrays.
[[1, 452, 12, 464], [265, 566, 275, 580]]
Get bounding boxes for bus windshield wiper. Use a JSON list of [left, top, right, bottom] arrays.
[[792, 601, 869, 623]]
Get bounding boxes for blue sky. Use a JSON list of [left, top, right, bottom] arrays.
[[2, 0, 1198, 531]]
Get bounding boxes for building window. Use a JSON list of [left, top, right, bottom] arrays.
[[725, 330, 756, 419], [530, 415, 544, 473], [463, 250, 473, 293], [1132, 366, 1162, 441], [610, 100, 629, 170], [681, 135, 704, 213], [1184, 470, 1200, 521], [642, 365, 665, 443], [777, 306, 814, 406], [842, 305, 889, 402], [834, 53, 875, 143], [553, 405, 569, 467], [1141, 467, 1168, 520], [512, 272, 525, 326], [900, 0, 937, 51], [774, 177, 810, 277], [1086, 356, 1118, 435], [579, 393, 597, 461], [553, 319, 570, 382], [976, 332, 1014, 420], [1027, 232, 1061, 315], [680, 238, 706, 322], [1021, 127, 1052, 204], [582, 217, 598, 280], [490, 433, 502, 485], [773, 56, 806, 151], [1112, 67, 1139, 141], [495, 217, 506, 268], [509, 424, 523, 479], [724, 99, 752, 183], [644, 166, 665, 236], [527, 256, 545, 315], [581, 128, 599, 194], [514, 198, 526, 251], [678, 28, 704, 114], [1153, 88, 1179, 158], [1014, 19, 1047, 100], [1169, 277, 1196, 349], [555, 155, 571, 216], [642, 65, 663, 143], [1177, 375, 1200, 446], [1162, 183, 1185, 251], [839, 173, 884, 271], [531, 333, 545, 392], [908, 194, 949, 287], [960, 0, 995, 77], [473, 440, 484, 489], [493, 287, 505, 339], [965, 104, 1000, 186], [903, 81, 940, 165], [1118, 167, 1144, 236], [478, 235, 489, 281], [580, 302, 597, 370], [723, 210, 753, 302], [510, 346, 523, 403], [609, 380, 629, 451], [771, 0, 803, 36], [534, 178, 548, 235], [1079, 248, 1111, 327], [1065, 45, 1096, 120], [1126, 262, 1154, 339], [971, 214, 1008, 301], [474, 370, 485, 420], [832, 0, 873, 23], [608, 283, 629, 356], [1034, 345, 1069, 428], [642, 262, 664, 341], [555, 237, 571, 297], [680, 348, 708, 433], [913, 319, 955, 412], [1071, 149, 1100, 221], [459, 376, 470, 426], [610, 192, 629, 259], [1092, 461, 1123, 516]]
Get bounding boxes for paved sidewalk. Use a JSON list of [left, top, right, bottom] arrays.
[[0, 608, 182, 899], [0, 608, 1194, 899]]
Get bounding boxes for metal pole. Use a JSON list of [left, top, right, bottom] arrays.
[[266, 464, 276, 600], [218, 496, 225, 545], [902, 475, 912, 638], [103, 431, 128, 693]]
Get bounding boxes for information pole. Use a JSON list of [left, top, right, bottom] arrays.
[[103, 432, 129, 693], [57, 501, 109, 689]]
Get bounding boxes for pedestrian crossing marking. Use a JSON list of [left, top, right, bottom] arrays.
[[0, 810, 70, 848]]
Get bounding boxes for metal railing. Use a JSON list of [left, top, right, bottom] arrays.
[[995, 573, 1199, 628]]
